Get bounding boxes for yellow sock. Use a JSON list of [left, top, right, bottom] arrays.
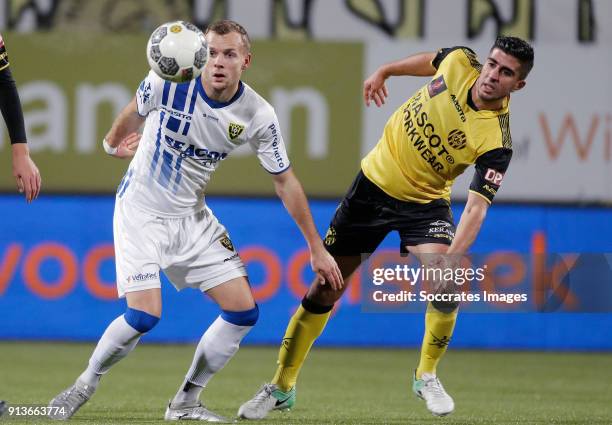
[[271, 304, 331, 391], [415, 303, 458, 379]]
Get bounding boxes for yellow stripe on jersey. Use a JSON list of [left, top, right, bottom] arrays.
[[362, 47, 510, 203]]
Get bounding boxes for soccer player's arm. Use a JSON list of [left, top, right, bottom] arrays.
[[0, 34, 41, 202], [364, 51, 437, 107], [103, 97, 144, 159], [363, 46, 472, 107], [103, 71, 160, 158], [251, 113, 343, 289], [446, 148, 512, 255]]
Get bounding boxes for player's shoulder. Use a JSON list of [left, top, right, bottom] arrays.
[[241, 82, 274, 111], [475, 111, 513, 153], [143, 69, 168, 87], [240, 82, 277, 122], [433, 46, 482, 73]]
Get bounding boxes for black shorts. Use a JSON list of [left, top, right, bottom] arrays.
[[324, 171, 456, 256]]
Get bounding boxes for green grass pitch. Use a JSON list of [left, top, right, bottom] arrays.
[[0, 342, 611, 424]]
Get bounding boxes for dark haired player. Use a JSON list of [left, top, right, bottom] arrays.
[[239, 36, 534, 419]]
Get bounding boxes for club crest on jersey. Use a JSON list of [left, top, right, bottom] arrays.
[[427, 75, 447, 98], [448, 129, 467, 150], [228, 122, 245, 141], [220, 234, 235, 251]]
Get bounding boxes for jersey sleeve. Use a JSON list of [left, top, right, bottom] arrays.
[[469, 148, 512, 204], [0, 34, 27, 144], [431, 46, 481, 72], [249, 109, 291, 174], [135, 70, 165, 116]]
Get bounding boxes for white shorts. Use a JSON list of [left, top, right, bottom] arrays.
[[113, 199, 247, 298]]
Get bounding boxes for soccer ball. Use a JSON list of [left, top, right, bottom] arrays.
[[146, 21, 208, 83]]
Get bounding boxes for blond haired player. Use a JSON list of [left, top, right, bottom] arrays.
[[48, 20, 341, 422]]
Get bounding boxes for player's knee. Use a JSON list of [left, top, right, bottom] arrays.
[[124, 307, 160, 333], [221, 304, 259, 326], [431, 299, 459, 314], [302, 296, 334, 314], [307, 282, 342, 305]]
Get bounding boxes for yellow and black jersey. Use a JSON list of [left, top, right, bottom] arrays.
[[0, 33, 9, 71], [361, 46, 512, 204]]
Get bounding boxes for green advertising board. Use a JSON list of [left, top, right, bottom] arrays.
[[0, 33, 363, 196]]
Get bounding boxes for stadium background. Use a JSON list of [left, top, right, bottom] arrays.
[[1, 0, 611, 354]]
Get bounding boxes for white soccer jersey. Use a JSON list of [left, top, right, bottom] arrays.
[[117, 71, 290, 217]]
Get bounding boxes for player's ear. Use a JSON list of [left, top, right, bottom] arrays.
[[512, 79, 526, 92], [241, 52, 252, 71]]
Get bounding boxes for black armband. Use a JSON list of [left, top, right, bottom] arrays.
[[469, 148, 513, 203]]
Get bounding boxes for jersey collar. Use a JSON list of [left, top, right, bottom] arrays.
[[467, 85, 510, 115], [197, 78, 244, 109]]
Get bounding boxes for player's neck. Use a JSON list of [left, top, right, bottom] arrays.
[[469, 86, 505, 111], [201, 78, 241, 104]]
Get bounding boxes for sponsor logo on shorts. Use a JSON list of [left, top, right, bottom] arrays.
[[324, 227, 336, 246], [220, 235, 235, 251], [228, 122, 245, 141], [429, 220, 451, 227], [127, 272, 158, 284], [428, 223, 455, 240]]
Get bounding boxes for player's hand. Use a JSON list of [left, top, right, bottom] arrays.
[[115, 133, 141, 159], [426, 254, 460, 295], [363, 68, 389, 107], [11, 143, 41, 203], [310, 244, 344, 291]]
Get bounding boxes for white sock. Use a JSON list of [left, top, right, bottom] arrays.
[[78, 315, 143, 388], [171, 316, 252, 407]]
